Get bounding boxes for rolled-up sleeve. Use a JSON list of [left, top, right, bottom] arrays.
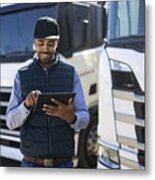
[[6, 72, 30, 130], [71, 70, 90, 130]]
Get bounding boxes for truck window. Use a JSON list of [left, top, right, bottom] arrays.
[[108, 0, 144, 40], [0, 4, 57, 60]]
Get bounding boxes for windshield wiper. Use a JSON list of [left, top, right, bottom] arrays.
[[0, 54, 6, 58], [5, 50, 34, 57], [0, 54, 7, 61], [0, 51, 34, 63], [108, 36, 145, 52], [109, 35, 144, 43]]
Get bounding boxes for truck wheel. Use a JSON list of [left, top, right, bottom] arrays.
[[78, 114, 98, 168]]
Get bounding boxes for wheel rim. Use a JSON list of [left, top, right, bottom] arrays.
[[87, 124, 98, 156]]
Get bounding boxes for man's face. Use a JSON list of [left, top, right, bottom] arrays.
[[34, 38, 59, 67]]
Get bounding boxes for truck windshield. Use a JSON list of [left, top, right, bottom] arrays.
[[107, 0, 144, 43], [0, 4, 57, 60]]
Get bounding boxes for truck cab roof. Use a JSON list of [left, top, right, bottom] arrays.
[[0, 3, 57, 15]]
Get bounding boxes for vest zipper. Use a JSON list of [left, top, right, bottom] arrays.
[[45, 69, 52, 157]]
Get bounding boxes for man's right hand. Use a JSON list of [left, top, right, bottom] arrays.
[[24, 90, 41, 109]]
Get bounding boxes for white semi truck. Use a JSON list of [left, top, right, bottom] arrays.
[[0, 0, 145, 169], [0, 2, 106, 168], [98, 0, 145, 169]]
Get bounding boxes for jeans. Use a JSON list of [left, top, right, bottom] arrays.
[[21, 159, 73, 168]]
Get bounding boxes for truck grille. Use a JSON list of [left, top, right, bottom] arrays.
[[134, 97, 145, 167], [111, 69, 145, 168], [0, 87, 20, 150], [138, 150, 145, 166], [1, 106, 7, 116], [134, 102, 145, 119], [111, 71, 141, 93], [1, 91, 10, 102]]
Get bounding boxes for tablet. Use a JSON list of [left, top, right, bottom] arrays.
[[33, 92, 76, 112]]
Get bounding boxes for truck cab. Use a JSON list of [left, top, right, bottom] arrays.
[[98, 0, 145, 169], [0, 2, 106, 168]]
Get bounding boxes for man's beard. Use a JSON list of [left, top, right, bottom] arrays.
[[38, 52, 56, 68]]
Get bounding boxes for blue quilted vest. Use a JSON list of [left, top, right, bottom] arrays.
[[18, 57, 75, 158]]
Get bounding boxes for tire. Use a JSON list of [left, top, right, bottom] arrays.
[[78, 113, 98, 168]]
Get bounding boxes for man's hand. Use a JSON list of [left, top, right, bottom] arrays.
[[24, 90, 41, 109], [42, 98, 77, 124]]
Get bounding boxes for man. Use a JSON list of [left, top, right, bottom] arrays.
[[6, 16, 89, 168]]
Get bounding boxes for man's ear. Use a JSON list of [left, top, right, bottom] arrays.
[[33, 44, 36, 51], [33, 40, 36, 51], [56, 39, 60, 47]]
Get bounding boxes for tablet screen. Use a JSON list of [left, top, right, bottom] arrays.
[[33, 92, 76, 112]]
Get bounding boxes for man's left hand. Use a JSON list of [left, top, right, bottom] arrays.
[[42, 98, 76, 124]]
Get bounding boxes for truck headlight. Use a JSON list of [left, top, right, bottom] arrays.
[[110, 59, 141, 93], [98, 145, 120, 169], [110, 59, 131, 72]]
